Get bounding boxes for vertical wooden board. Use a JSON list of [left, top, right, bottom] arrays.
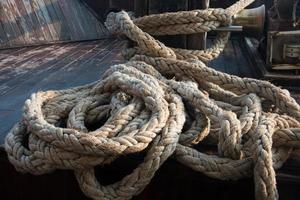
[[0, 3, 13, 47], [82, 4, 109, 38], [67, 0, 91, 39], [48, 0, 71, 41], [134, 0, 148, 17], [148, 0, 188, 48], [77, 0, 114, 37], [57, 0, 84, 40], [6, 0, 35, 45], [73, 0, 97, 39], [1, 1, 25, 47], [76, 0, 108, 39], [66, 0, 87, 39], [0, 0, 108, 48], [22, 0, 46, 43], [14, 0, 39, 44], [42, 0, 65, 41], [30, 0, 53, 41], [0, 6, 10, 48], [187, 0, 209, 50], [33, 0, 59, 41]]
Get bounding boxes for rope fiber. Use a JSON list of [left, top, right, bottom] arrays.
[[5, 0, 300, 199]]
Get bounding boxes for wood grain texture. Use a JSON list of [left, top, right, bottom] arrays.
[[1, 1, 26, 46], [0, 0, 108, 49]]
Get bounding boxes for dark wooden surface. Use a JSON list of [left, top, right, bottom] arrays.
[[0, 38, 125, 144], [0, 0, 108, 49], [0, 37, 300, 200]]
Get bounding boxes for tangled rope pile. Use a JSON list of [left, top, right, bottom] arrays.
[[5, 0, 300, 199]]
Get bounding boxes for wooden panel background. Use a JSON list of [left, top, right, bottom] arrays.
[[0, 0, 109, 49]]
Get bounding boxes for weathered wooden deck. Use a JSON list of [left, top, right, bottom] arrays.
[[0, 38, 299, 200], [0, 37, 260, 145]]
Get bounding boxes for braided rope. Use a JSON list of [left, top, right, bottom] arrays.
[[5, 0, 300, 199]]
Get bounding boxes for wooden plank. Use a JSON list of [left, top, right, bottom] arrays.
[[0, 46, 45, 71], [75, 0, 109, 37], [33, 0, 59, 41], [0, 6, 10, 48], [0, 43, 83, 95], [0, 42, 98, 130], [148, 0, 188, 48], [30, 0, 54, 41], [6, 0, 34, 45], [0, 47, 28, 60], [72, 0, 97, 40], [187, 0, 209, 50], [34, 40, 118, 91], [0, 3, 14, 47], [48, 0, 71, 41], [57, 0, 85, 40], [0, 23, 10, 48], [14, 0, 40, 44], [0, 40, 105, 100], [0, 40, 118, 140], [0, 44, 79, 138], [1, 1, 26, 47], [42, 0, 66, 41], [22, 0, 47, 43], [0, 0, 108, 49], [85, 6, 109, 38], [0, 44, 75, 89], [73, 0, 109, 39]]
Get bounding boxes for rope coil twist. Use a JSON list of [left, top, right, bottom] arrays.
[[5, 0, 300, 199]]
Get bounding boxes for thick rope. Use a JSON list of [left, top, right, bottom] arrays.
[[5, 0, 300, 199]]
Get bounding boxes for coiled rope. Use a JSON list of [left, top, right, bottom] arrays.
[[5, 0, 300, 199]]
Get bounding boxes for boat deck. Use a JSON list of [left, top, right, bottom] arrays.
[[0, 38, 299, 200], [0, 37, 260, 144]]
